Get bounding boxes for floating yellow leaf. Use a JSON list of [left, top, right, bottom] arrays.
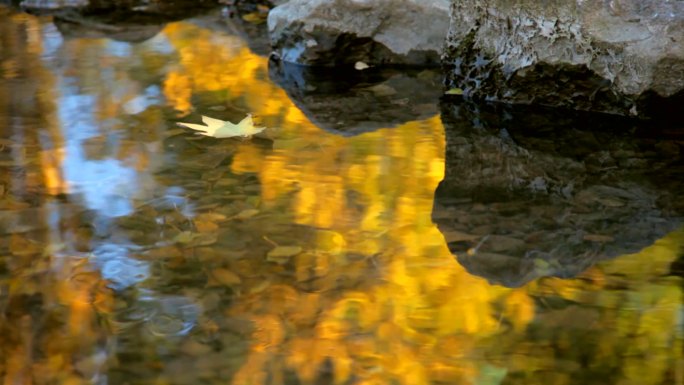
[[445, 87, 463, 95], [177, 114, 265, 138]]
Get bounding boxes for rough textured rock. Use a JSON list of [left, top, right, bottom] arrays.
[[433, 98, 684, 287], [269, 60, 442, 134], [443, 0, 684, 120], [268, 0, 450, 67]]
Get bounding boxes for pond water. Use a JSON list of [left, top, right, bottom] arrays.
[[0, 5, 683, 385]]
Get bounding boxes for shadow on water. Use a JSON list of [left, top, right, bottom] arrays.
[[433, 96, 684, 287], [268, 59, 443, 136]]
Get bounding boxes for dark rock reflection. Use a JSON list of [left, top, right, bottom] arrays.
[[433, 97, 684, 287]]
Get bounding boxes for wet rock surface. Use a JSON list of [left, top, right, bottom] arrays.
[[433, 98, 684, 287], [269, 59, 443, 135], [267, 0, 450, 67], [443, 0, 684, 119]]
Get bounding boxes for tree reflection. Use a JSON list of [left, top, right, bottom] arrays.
[[0, 7, 681, 385]]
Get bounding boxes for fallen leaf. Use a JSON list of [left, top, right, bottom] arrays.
[[583, 234, 614, 243], [315, 230, 346, 255], [249, 279, 271, 294], [442, 230, 479, 243], [177, 114, 265, 139], [173, 231, 217, 246], [366, 84, 396, 97], [210, 268, 242, 286], [242, 12, 266, 24], [354, 61, 370, 70], [182, 339, 213, 356], [196, 213, 227, 222], [231, 209, 259, 220], [173, 231, 195, 244], [144, 246, 183, 260], [194, 220, 219, 233], [445, 88, 463, 95], [596, 198, 625, 208], [9, 234, 42, 257], [267, 246, 302, 263], [164, 128, 187, 137]]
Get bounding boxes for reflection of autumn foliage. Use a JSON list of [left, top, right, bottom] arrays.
[[159, 22, 539, 385], [1, 10, 118, 384], [226, 119, 533, 385], [160, 21, 683, 385], [1, 12, 682, 385], [161, 25, 531, 380], [1, 247, 114, 385], [0, 9, 65, 198], [515, 233, 684, 385]]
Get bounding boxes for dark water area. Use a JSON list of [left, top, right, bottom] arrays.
[[0, 4, 682, 385]]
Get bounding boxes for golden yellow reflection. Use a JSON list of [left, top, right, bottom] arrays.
[[154, 21, 577, 385], [0, 9, 682, 385], [159, 21, 683, 385]]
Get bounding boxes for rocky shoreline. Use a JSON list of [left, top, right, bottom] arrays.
[[11, 0, 683, 120]]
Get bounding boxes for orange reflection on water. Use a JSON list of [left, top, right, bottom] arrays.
[[0, 9, 682, 385], [157, 21, 543, 385]]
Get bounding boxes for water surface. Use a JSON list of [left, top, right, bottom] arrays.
[[0, 6, 682, 385]]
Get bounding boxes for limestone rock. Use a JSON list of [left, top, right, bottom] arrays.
[[268, 0, 450, 67], [443, 0, 684, 119]]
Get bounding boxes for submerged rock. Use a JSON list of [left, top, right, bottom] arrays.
[[433, 99, 684, 287], [267, 0, 450, 67], [269, 59, 442, 135], [443, 0, 684, 120]]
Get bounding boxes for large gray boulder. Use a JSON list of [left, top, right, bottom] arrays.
[[268, 0, 450, 67], [444, 0, 684, 119]]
